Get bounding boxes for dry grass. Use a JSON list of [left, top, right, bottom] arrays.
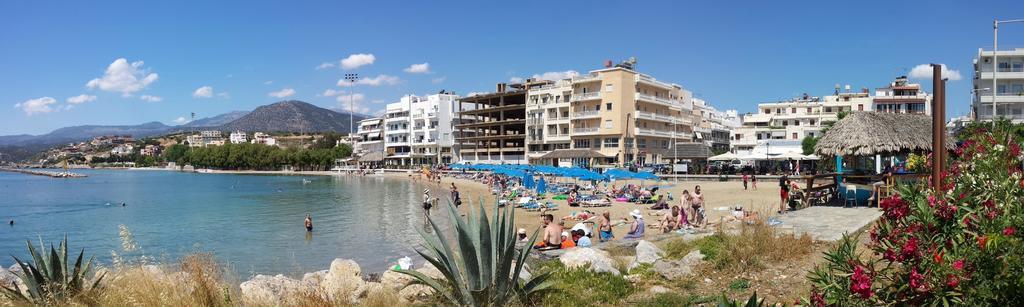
[[91, 253, 235, 307], [705, 222, 815, 272]]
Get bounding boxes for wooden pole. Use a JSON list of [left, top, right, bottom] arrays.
[[930, 64, 945, 192]]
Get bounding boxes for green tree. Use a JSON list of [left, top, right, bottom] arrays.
[[801, 136, 818, 155]]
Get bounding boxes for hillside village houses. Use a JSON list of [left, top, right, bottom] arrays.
[[251, 132, 277, 146], [730, 76, 933, 158]]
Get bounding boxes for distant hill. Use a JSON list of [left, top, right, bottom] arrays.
[[0, 122, 174, 147], [219, 100, 365, 133], [184, 110, 249, 128]]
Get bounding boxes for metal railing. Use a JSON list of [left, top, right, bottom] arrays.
[[572, 92, 600, 102], [572, 110, 600, 119]]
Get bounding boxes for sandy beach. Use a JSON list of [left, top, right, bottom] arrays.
[[402, 172, 784, 240]]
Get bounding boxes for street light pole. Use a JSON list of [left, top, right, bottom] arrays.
[[344, 73, 360, 135], [992, 19, 1024, 126]]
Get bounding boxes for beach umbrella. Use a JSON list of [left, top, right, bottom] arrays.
[[523, 172, 535, 189], [708, 152, 740, 161], [536, 177, 547, 194]]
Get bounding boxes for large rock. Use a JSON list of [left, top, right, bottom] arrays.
[[321, 259, 367, 303], [239, 274, 316, 305], [380, 270, 415, 291], [634, 240, 663, 264], [653, 250, 705, 279], [399, 284, 435, 303], [560, 248, 620, 275], [628, 240, 664, 271], [302, 270, 328, 287]]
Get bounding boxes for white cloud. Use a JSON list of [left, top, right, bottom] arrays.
[[322, 89, 343, 97], [264, 80, 274, 85], [217, 92, 230, 99], [337, 93, 369, 114], [432, 76, 446, 84], [340, 53, 375, 70], [269, 88, 296, 98], [140, 95, 163, 102], [14, 97, 58, 115], [337, 74, 400, 87], [86, 58, 159, 96], [404, 62, 431, 74], [508, 77, 524, 83], [909, 64, 962, 81], [193, 86, 214, 98], [66, 94, 97, 105], [533, 70, 579, 81], [173, 116, 190, 124], [315, 62, 336, 70]]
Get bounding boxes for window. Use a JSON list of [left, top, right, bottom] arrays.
[[792, 133, 798, 140], [603, 138, 619, 148], [1014, 61, 1024, 72], [793, 120, 800, 126], [999, 61, 1011, 72], [594, 105, 600, 111], [574, 139, 590, 148], [757, 134, 763, 140], [604, 120, 612, 129], [637, 138, 647, 148], [624, 138, 634, 148], [791, 107, 796, 113], [605, 84, 613, 92], [998, 84, 1008, 95], [606, 103, 612, 110], [734, 134, 742, 140], [810, 119, 816, 125], [593, 138, 601, 149], [782, 120, 788, 126], [825, 107, 832, 112], [765, 109, 771, 114], [807, 107, 812, 113]]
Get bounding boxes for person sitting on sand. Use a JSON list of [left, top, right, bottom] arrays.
[[560, 231, 576, 249], [305, 213, 313, 232], [574, 229, 592, 247], [534, 214, 563, 249], [598, 211, 614, 242], [659, 206, 680, 233], [517, 228, 529, 242], [624, 209, 646, 239]]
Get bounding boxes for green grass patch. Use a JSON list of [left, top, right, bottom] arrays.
[[694, 234, 725, 262], [531, 261, 635, 307], [728, 278, 750, 290]]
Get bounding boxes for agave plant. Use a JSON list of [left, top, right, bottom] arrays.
[[1, 235, 104, 304], [399, 199, 552, 306]]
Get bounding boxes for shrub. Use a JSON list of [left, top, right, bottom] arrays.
[[705, 223, 814, 272], [1, 236, 103, 305], [808, 121, 1024, 305], [398, 199, 552, 306]]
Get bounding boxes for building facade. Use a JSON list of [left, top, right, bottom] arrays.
[[973, 48, 1024, 122], [229, 131, 248, 144], [456, 83, 528, 164], [382, 93, 463, 166], [525, 79, 573, 162], [353, 117, 384, 156]]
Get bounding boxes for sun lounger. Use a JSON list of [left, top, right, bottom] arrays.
[[580, 199, 611, 207]]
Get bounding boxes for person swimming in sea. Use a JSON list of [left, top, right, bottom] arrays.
[[305, 213, 313, 232]]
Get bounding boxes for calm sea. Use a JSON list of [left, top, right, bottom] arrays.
[[0, 169, 452, 277]]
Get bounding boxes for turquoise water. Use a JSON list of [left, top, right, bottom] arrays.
[[0, 169, 451, 277]]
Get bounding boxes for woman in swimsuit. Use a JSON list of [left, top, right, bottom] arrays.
[[598, 211, 614, 241]]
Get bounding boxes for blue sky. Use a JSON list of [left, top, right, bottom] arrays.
[[1, 0, 1022, 135]]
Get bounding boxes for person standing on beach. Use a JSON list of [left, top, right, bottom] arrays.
[[422, 188, 433, 223], [304, 213, 313, 232], [450, 183, 462, 207], [751, 173, 758, 190], [779, 175, 790, 214], [742, 173, 749, 190]]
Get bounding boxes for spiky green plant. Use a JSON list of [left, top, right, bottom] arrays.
[[716, 292, 764, 307], [398, 199, 552, 306], [1, 235, 104, 304]]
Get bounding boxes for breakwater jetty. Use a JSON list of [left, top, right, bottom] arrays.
[[0, 168, 87, 178]]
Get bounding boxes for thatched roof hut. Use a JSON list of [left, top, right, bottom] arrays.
[[814, 112, 954, 157]]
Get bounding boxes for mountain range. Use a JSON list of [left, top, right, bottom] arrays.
[[0, 100, 367, 160]]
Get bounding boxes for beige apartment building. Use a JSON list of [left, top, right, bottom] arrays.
[[529, 64, 695, 167]]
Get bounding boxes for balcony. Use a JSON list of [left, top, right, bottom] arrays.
[[635, 93, 677, 108], [634, 111, 679, 124], [978, 71, 1024, 80], [527, 118, 545, 125], [572, 74, 600, 83], [572, 110, 600, 119], [634, 127, 682, 138], [573, 127, 600, 135], [572, 92, 601, 102], [636, 74, 675, 89]]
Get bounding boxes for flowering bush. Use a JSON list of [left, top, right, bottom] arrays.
[[807, 121, 1024, 305]]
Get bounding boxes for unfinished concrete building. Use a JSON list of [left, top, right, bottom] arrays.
[[455, 82, 529, 164]]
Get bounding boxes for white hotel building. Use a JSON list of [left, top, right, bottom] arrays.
[[973, 48, 1024, 122], [378, 93, 463, 166], [732, 77, 931, 156]]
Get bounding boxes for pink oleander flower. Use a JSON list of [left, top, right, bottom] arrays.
[[953, 259, 965, 270], [1004, 226, 1016, 237], [850, 265, 873, 299]]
